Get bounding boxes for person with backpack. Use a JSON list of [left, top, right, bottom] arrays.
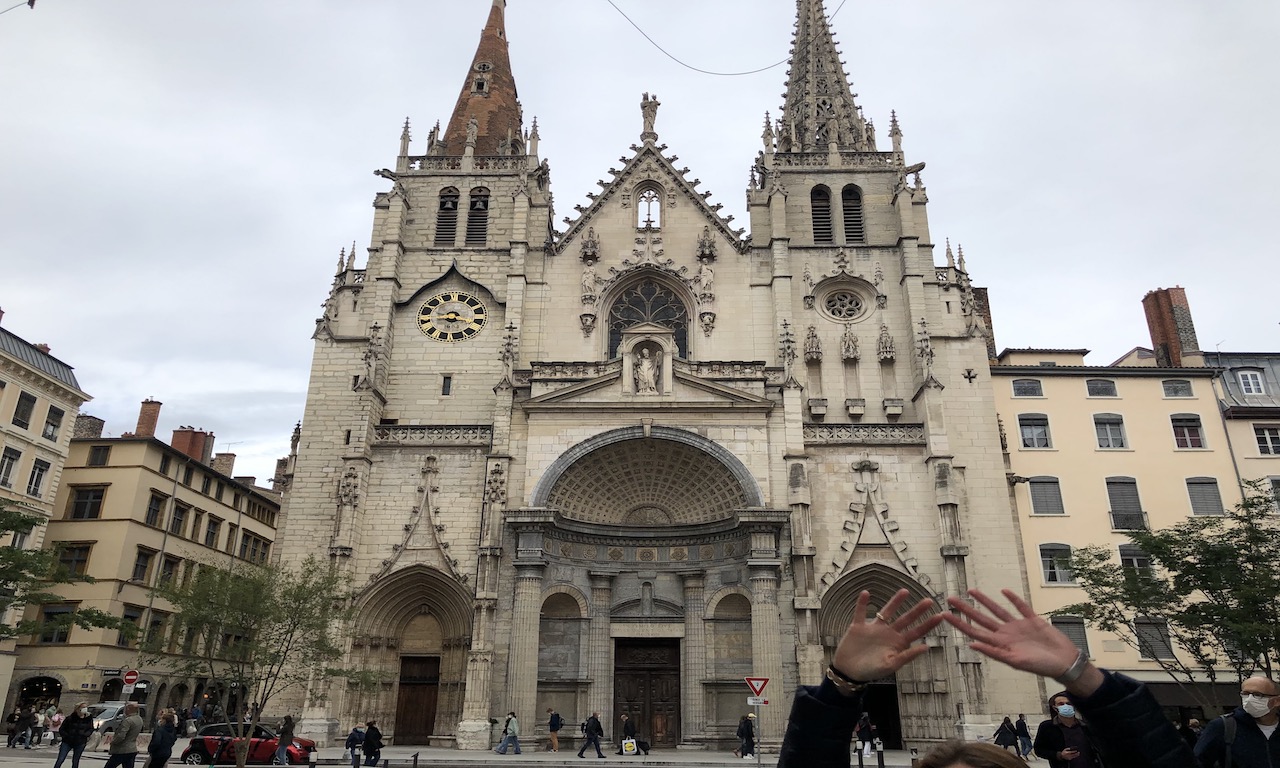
[[547, 708, 563, 752], [1193, 674, 1280, 767], [343, 723, 365, 768], [494, 712, 521, 755], [577, 711, 605, 759]]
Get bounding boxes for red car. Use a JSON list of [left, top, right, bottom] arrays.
[[180, 722, 316, 765]]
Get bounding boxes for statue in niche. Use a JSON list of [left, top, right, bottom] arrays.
[[695, 258, 714, 296], [640, 92, 661, 134], [634, 347, 662, 394], [581, 259, 598, 299], [465, 117, 478, 146]]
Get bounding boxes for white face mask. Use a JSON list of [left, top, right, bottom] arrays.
[[1242, 695, 1274, 719]]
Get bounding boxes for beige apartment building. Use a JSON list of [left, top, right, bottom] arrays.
[[994, 288, 1249, 718], [0, 315, 92, 708], [6, 400, 281, 714]]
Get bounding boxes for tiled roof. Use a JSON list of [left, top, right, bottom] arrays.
[[0, 326, 82, 391]]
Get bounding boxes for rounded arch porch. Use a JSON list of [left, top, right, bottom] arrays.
[[350, 565, 473, 745]]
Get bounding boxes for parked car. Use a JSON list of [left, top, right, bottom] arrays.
[[180, 722, 316, 765], [88, 702, 148, 733]]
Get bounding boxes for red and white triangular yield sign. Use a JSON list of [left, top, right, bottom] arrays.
[[744, 677, 769, 697]]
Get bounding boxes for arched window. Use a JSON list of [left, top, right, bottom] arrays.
[[434, 187, 459, 246], [636, 186, 661, 228], [606, 278, 688, 358], [841, 185, 865, 244], [465, 187, 490, 245], [811, 186, 833, 243]]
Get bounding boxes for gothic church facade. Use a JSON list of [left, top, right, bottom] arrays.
[[276, 0, 1041, 750]]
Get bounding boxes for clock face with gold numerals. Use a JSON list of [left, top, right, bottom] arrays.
[[417, 291, 487, 342]]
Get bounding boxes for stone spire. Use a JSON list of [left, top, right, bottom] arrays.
[[779, 0, 874, 153], [440, 0, 523, 156]]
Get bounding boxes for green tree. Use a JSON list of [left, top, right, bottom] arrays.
[[146, 555, 353, 768], [1056, 479, 1280, 712], [0, 497, 122, 640]]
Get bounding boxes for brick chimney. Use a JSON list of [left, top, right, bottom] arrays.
[[171, 427, 213, 463], [211, 453, 236, 477], [73, 414, 106, 439], [134, 399, 162, 438], [1143, 287, 1203, 368], [34, 343, 50, 354]]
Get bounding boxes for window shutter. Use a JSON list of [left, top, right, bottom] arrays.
[[1186, 478, 1224, 515], [1029, 477, 1065, 514], [1051, 617, 1090, 655]]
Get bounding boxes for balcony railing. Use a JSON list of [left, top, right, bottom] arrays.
[[1109, 511, 1148, 530]]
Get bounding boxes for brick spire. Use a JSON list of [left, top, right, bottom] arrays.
[[440, 0, 523, 157], [777, 0, 875, 153]]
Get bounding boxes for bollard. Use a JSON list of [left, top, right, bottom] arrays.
[[856, 746, 865, 768], [875, 737, 886, 768], [309, 749, 319, 768], [910, 747, 920, 768], [412, 751, 420, 768]]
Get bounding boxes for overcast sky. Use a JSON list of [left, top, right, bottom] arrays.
[[3, 1, 1276, 485]]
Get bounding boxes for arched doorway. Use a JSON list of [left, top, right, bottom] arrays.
[[101, 678, 123, 702], [819, 564, 950, 747], [19, 676, 61, 708]]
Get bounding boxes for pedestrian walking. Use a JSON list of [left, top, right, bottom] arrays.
[[53, 703, 94, 768], [737, 713, 756, 759], [343, 723, 366, 768], [547, 707, 563, 752], [146, 711, 178, 768], [577, 711, 606, 759], [276, 715, 295, 766], [50, 708, 65, 746], [362, 720, 384, 765], [103, 703, 144, 768], [993, 716, 1019, 753], [494, 711, 522, 755], [1015, 714, 1034, 760]]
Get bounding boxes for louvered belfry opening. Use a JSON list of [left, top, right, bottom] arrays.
[[465, 188, 490, 245], [811, 186, 833, 243], [842, 185, 865, 244], [434, 188, 459, 246]]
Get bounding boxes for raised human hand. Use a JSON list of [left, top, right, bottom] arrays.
[[831, 589, 944, 681], [943, 588, 1098, 689]]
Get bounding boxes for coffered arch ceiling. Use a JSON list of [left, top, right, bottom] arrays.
[[540, 431, 756, 526]]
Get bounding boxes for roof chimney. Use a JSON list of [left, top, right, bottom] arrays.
[[171, 427, 213, 463], [73, 414, 106, 439], [135, 399, 162, 438], [211, 453, 236, 477], [1142, 287, 1202, 368], [34, 343, 50, 354]]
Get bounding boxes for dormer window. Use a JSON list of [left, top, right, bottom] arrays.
[[473, 78, 488, 94]]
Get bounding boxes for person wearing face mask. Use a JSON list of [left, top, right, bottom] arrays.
[[53, 703, 94, 768], [1193, 674, 1280, 767], [1033, 693, 1098, 767]]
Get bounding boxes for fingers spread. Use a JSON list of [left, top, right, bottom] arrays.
[[968, 589, 1015, 623], [945, 596, 1002, 633], [879, 588, 912, 619], [941, 612, 998, 644], [901, 612, 946, 643], [1001, 589, 1038, 619], [852, 589, 870, 625]]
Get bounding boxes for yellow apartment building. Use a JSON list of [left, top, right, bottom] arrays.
[[6, 400, 281, 716], [0, 317, 92, 708]]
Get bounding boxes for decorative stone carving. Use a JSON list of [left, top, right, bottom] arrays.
[[803, 423, 925, 445], [580, 313, 596, 336], [779, 320, 798, 375], [699, 311, 716, 337], [804, 325, 822, 363], [338, 467, 361, 507], [877, 324, 896, 361], [916, 317, 935, 369], [373, 425, 493, 446], [580, 227, 600, 262], [841, 324, 859, 362], [581, 259, 598, 305], [500, 324, 519, 375], [694, 258, 714, 302], [484, 464, 506, 504], [640, 92, 660, 138], [695, 226, 717, 261]]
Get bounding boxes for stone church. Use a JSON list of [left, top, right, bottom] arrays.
[[276, 0, 1042, 751]]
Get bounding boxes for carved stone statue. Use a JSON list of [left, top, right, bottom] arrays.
[[465, 117, 478, 146], [841, 324, 860, 362], [634, 347, 661, 394], [640, 92, 660, 135], [581, 259, 598, 299], [695, 259, 714, 296]]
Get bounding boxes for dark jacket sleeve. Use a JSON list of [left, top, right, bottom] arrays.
[[1073, 670, 1198, 768], [777, 679, 865, 768], [1192, 715, 1225, 767], [1033, 718, 1064, 763]]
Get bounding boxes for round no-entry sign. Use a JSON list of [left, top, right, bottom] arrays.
[[122, 670, 139, 685]]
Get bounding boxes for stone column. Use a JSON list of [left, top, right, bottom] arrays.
[[748, 563, 785, 750], [587, 571, 616, 730], [679, 571, 707, 745], [509, 562, 545, 735]]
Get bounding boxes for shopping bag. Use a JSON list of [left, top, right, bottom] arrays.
[[622, 738, 638, 755]]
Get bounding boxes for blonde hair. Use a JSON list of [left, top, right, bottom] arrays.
[[918, 741, 1026, 768]]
